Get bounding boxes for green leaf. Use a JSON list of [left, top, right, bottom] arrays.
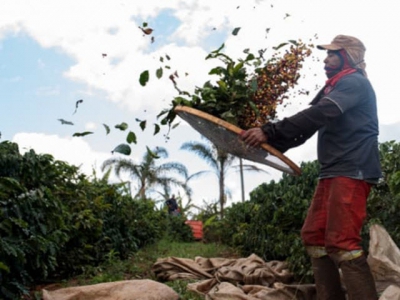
[[232, 27, 241, 36], [73, 131, 93, 137], [273, 42, 288, 50], [217, 80, 227, 91], [233, 62, 244, 73], [160, 57, 164, 62], [103, 124, 110, 135], [156, 67, 163, 79], [115, 122, 128, 131], [58, 118, 74, 125], [146, 146, 159, 159], [154, 124, 160, 135], [209, 66, 225, 76], [248, 101, 260, 116], [221, 110, 235, 120], [206, 43, 225, 59], [142, 22, 148, 27], [139, 70, 149, 86], [139, 120, 147, 131], [126, 131, 137, 144], [245, 53, 255, 61], [250, 78, 258, 92], [112, 144, 131, 155], [157, 109, 169, 118], [0, 261, 10, 273], [166, 54, 171, 60]]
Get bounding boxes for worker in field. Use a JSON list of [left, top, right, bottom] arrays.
[[240, 35, 381, 299], [166, 194, 180, 216]]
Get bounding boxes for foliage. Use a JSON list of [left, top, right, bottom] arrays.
[[101, 147, 189, 199], [158, 41, 313, 129], [220, 160, 319, 282], [0, 141, 71, 298], [363, 140, 400, 248], [180, 141, 266, 218], [164, 215, 194, 243], [180, 141, 236, 219], [0, 141, 165, 299]]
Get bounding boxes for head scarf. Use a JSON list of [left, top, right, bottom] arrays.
[[318, 35, 367, 77]]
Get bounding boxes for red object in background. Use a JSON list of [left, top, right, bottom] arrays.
[[185, 220, 203, 240]]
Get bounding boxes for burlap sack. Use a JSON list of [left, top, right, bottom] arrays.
[[42, 279, 179, 300]]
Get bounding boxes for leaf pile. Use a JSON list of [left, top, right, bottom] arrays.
[[158, 40, 313, 129]]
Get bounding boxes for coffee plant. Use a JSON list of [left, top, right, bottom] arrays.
[[158, 40, 313, 129], [0, 141, 166, 299]]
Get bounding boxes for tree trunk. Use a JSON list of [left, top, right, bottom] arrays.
[[219, 168, 224, 219]]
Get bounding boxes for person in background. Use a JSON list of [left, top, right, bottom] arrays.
[[240, 35, 381, 299], [166, 194, 180, 216]]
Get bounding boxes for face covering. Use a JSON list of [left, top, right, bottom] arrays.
[[324, 49, 353, 78]]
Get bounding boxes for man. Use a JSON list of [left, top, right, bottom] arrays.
[[166, 194, 179, 216], [240, 35, 381, 299]]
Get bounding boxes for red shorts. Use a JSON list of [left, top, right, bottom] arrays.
[[301, 177, 371, 252]]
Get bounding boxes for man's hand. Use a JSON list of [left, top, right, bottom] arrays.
[[239, 128, 268, 147]]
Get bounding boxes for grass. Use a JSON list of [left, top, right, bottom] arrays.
[[32, 238, 239, 300]]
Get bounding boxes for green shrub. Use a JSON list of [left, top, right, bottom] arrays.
[[0, 141, 166, 299], [221, 160, 319, 282], [164, 215, 194, 243]]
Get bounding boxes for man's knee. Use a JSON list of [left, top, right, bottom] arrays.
[[305, 245, 363, 264]]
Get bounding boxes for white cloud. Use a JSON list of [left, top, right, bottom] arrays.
[[12, 132, 110, 176]]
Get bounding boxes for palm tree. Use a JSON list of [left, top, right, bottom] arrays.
[[181, 141, 266, 218], [101, 147, 188, 200]]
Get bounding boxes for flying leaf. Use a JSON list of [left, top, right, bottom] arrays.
[[73, 99, 83, 115], [103, 124, 110, 135], [154, 124, 160, 135], [146, 146, 159, 159], [126, 131, 137, 144], [232, 27, 241, 36], [112, 144, 131, 155], [171, 122, 180, 129], [156, 67, 163, 79], [157, 109, 169, 118], [160, 57, 164, 63], [115, 122, 128, 131], [139, 120, 147, 131], [138, 25, 153, 35], [73, 131, 93, 137], [142, 22, 148, 27], [273, 42, 288, 50], [139, 70, 149, 86], [58, 119, 74, 125], [102, 53, 107, 58], [166, 54, 171, 60]]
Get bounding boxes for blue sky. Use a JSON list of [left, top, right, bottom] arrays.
[[1, 0, 400, 210]]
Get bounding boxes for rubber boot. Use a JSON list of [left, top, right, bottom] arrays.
[[311, 256, 346, 300], [339, 255, 378, 300]]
